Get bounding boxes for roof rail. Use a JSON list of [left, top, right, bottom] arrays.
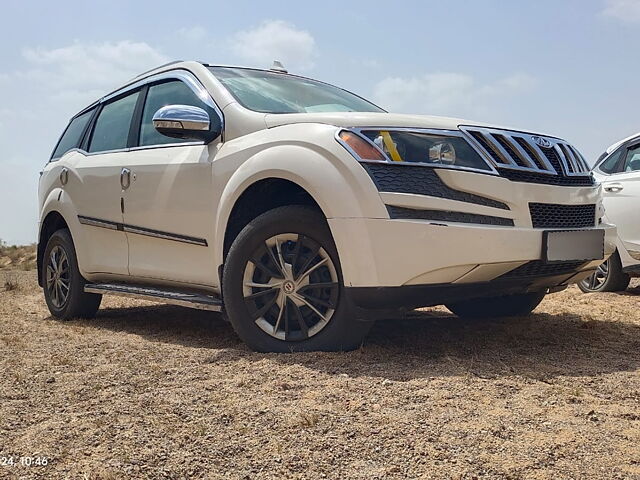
[[131, 60, 184, 80]]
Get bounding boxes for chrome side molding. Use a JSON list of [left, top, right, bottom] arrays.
[[77, 215, 208, 246]]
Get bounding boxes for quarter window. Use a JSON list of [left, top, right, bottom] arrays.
[[51, 109, 94, 159], [89, 91, 139, 153], [139, 80, 211, 146], [598, 148, 625, 174], [623, 145, 640, 172]]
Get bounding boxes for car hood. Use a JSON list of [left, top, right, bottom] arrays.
[[264, 111, 548, 136]]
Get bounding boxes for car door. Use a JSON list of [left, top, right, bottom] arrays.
[[64, 89, 141, 275], [121, 76, 223, 286], [599, 143, 640, 255]]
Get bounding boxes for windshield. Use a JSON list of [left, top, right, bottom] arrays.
[[208, 66, 385, 114]]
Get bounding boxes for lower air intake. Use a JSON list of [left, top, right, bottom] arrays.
[[529, 203, 596, 229], [501, 260, 586, 278]]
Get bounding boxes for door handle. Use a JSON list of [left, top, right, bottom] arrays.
[[120, 168, 131, 190], [604, 183, 623, 193]]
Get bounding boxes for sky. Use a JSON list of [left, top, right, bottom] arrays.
[[1, 0, 639, 244]]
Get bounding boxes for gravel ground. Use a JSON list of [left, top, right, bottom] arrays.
[[1, 270, 639, 479]]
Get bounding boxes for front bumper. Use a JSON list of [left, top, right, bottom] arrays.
[[329, 217, 616, 288], [342, 271, 592, 313]]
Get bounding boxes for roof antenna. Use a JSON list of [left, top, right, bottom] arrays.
[[270, 60, 288, 73]]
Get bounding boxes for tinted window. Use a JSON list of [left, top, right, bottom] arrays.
[[139, 80, 210, 146], [51, 109, 94, 159], [598, 148, 625, 174], [89, 91, 139, 153], [623, 145, 640, 172], [209, 66, 384, 114]]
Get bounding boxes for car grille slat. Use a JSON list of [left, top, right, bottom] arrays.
[[461, 126, 593, 186], [513, 137, 546, 170], [492, 134, 530, 168], [468, 131, 509, 165], [557, 144, 576, 173], [529, 203, 596, 229], [539, 146, 564, 174], [568, 144, 589, 171]]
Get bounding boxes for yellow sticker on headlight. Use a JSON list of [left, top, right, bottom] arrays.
[[380, 131, 402, 162]]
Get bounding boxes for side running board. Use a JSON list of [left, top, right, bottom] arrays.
[[84, 283, 223, 311]]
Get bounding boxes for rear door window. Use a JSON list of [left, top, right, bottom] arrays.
[[89, 91, 140, 153], [51, 109, 94, 159]]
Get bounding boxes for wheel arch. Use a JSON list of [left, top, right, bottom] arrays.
[[213, 141, 388, 286], [37, 210, 70, 287], [221, 178, 325, 259]]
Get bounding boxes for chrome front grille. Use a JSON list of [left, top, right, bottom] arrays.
[[460, 126, 590, 177]]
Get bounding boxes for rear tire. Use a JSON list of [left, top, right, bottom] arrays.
[[578, 251, 630, 293], [222, 206, 372, 352], [42, 229, 102, 320], [445, 291, 546, 318]]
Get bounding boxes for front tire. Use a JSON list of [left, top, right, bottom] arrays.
[[445, 291, 546, 318], [42, 229, 102, 320], [578, 251, 630, 293], [222, 206, 371, 352]]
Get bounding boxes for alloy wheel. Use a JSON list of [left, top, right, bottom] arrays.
[[242, 234, 339, 341], [46, 245, 71, 308], [580, 259, 609, 292]]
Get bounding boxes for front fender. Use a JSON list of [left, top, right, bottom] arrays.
[[213, 128, 388, 278]]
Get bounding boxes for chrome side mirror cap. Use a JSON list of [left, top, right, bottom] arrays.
[[153, 104, 216, 142]]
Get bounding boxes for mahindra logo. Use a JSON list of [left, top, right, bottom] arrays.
[[532, 136, 552, 148]]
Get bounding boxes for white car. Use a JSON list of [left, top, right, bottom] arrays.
[[38, 61, 615, 352], [579, 132, 640, 293]]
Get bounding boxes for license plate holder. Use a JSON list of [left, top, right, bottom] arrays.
[[543, 229, 604, 263]]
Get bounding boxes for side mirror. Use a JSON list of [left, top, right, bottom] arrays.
[[152, 104, 219, 143]]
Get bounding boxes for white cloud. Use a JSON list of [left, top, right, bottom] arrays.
[[177, 26, 208, 42], [0, 40, 168, 244], [5, 40, 168, 121], [231, 20, 316, 71], [372, 72, 537, 120], [6, 40, 169, 147], [602, 0, 640, 22], [21, 41, 168, 92]]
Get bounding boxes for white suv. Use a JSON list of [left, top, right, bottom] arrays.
[[38, 61, 615, 352], [579, 132, 640, 293]]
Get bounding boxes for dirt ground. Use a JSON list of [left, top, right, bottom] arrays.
[[1, 270, 639, 479], [0, 243, 36, 271]]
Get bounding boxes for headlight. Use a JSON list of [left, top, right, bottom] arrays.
[[337, 128, 492, 172], [429, 141, 456, 165]]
